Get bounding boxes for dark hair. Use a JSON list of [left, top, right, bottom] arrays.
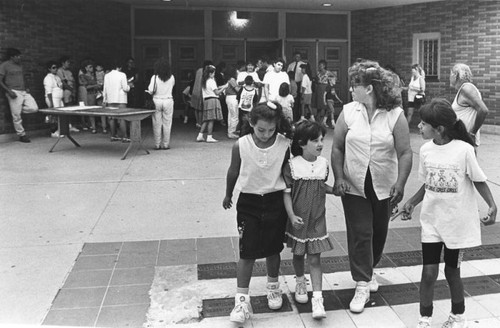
[[244, 75, 254, 85], [46, 60, 58, 70], [111, 58, 124, 69], [348, 59, 402, 110], [154, 57, 172, 82], [6, 48, 21, 59], [236, 60, 246, 70], [420, 98, 475, 146], [240, 102, 292, 138], [287, 71, 295, 80], [203, 60, 213, 68], [278, 82, 290, 97], [59, 55, 71, 64], [226, 66, 237, 80], [80, 59, 94, 73], [202, 65, 216, 89], [291, 121, 326, 156], [300, 63, 312, 77], [274, 58, 285, 66], [318, 59, 327, 69]]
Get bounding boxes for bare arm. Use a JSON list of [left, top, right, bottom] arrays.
[[330, 111, 350, 196], [461, 83, 489, 135], [391, 112, 413, 205], [474, 181, 497, 225], [401, 184, 426, 220], [0, 76, 16, 98], [283, 191, 304, 230], [222, 141, 242, 209]]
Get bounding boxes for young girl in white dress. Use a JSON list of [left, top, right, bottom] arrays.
[[283, 120, 335, 319], [401, 98, 497, 328]]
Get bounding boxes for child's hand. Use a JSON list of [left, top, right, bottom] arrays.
[[400, 202, 414, 221], [290, 215, 304, 230], [325, 184, 334, 194], [222, 196, 233, 210], [481, 205, 497, 226]]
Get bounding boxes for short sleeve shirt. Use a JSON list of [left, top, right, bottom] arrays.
[[0, 60, 25, 90]]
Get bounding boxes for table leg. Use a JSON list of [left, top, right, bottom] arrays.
[[121, 120, 149, 160], [49, 116, 80, 152]]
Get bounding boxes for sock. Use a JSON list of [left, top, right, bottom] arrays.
[[313, 291, 323, 299], [420, 304, 433, 317], [236, 287, 249, 295], [451, 300, 465, 315], [267, 276, 279, 283], [296, 275, 306, 282]]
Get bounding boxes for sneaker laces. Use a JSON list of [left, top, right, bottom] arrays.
[[296, 281, 307, 295], [233, 301, 251, 320], [352, 287, 369, 303], [267, 288, 281, 302], [442, 314, 463, 328], [417, 316, 431, 328]]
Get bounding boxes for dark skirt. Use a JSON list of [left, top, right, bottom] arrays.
[[236, 191, 287, 259]]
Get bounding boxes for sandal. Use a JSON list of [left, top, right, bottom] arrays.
[[122, 138, 131, 143]]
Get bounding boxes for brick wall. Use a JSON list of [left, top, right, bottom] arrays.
[[351, 0, 500, 126], [0, 0, 131, 134]]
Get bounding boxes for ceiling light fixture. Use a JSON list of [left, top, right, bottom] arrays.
[[322, 3, 332, 7]]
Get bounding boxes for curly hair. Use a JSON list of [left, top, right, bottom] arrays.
[[451, 63, 473, 86], [154, 57, 172, 82], [348, 59, 402, 110]]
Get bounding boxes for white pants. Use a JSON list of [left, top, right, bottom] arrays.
[[152, 98, 174, 148], [6, 90, 39, 136], [226, 95, 239, 136], [45, 95, 64, 108]]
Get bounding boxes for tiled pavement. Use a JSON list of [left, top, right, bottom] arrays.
[[42, 225, 500, 327], [2, 121, 500, 328]]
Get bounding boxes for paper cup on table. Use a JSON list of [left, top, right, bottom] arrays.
[[79, 101, 85, 106]]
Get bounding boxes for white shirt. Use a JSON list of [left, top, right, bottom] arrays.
[[452, 82, 482, 145], [236, 71, 261, 85], [236, 134, 290, 194], [202, 78, 218, 98], [301, 74, 312, 94], [418, 139, 486, 248], [287, 60, 305, 82], [148, 75, 175, 99], [103, 70, 130, 104], [342, 101, 404, 199], [263, 70, 289, 102], [43, 73, 63, 99]]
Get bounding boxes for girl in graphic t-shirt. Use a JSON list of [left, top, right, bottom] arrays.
[[400, 98, 497, 328]]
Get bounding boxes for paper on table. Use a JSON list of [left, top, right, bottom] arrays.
[[57, 106, 101, 111]]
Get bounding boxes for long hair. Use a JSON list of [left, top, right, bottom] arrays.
[[154, 57, 172, 82], [348, 59, 402, 110], [278, 82, 290, 97], [240, 101, 292, 138], [419, 98, 474, 146], [291, 121, 326, 156], [202, 65, 216, 89], [411, 63, 425, 78]]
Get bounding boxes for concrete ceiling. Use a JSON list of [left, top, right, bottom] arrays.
[[111, 0, 445, 11]]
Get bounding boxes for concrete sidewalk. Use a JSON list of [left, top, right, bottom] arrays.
[[1, 120, 499, 327]]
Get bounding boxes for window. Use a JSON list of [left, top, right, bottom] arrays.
[[413, 33, 440, 81]]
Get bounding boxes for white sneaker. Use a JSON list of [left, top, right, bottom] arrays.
[[349, 282, 370, 313], [229, 294, 252, 323], [266, 282, 283, 310], [441, 313, 467, 328], [206, 136, 218, 143], [311, 297, 326, 319], [294, 279, 308, 304], [183, 116, 188, 124], [369, 274, 379, 292], [196, 133, 205, 142], [69, 125, 80, 132], [51, 131, 64, 138], [417, 316, 432, 328]]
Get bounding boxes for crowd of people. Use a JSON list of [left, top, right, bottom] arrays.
[[222, 59, 496, 328]]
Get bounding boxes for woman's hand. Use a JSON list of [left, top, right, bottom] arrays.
[[400, 202, 415, 221], [333, 178, 350, 196], [389, 183, 404, 206], [290, 215, 304, 230], [222, 196, 233, 210]]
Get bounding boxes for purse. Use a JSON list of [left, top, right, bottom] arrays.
[[144, 75, 157, 109], [415, 93, 426, 104]]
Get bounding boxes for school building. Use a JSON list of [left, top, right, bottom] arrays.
[[0, 0, 499, 136]]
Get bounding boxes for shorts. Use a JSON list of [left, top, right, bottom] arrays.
[[422, 242, 463, 268], [302, 93, 312, 105], [236, 191, 287, 259]]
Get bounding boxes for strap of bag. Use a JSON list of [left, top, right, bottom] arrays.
[[152, 75, 157, 95]]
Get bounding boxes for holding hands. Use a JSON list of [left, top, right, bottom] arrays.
[[290, 215, 304, 230], [333, 178, 350, 196], [480, 205, 497, 226]]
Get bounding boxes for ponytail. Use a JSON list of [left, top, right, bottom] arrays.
[[450, 119, 475, 147]]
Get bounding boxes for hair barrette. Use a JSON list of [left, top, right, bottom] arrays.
[[267, 101, 277, 109]]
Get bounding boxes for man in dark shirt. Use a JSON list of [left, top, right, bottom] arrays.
[[0, 48, 38, 142]]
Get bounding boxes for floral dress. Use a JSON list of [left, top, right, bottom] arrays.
[[283, 155, 334, 255]]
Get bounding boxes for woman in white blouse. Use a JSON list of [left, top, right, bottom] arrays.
[[43, 61, 64, 137], [331, 60, 413, 314], [406, 63, 426, 125]]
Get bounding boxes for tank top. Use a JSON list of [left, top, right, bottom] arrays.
[[452, 82, 481, 146], [236, 133, 290, 194]]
